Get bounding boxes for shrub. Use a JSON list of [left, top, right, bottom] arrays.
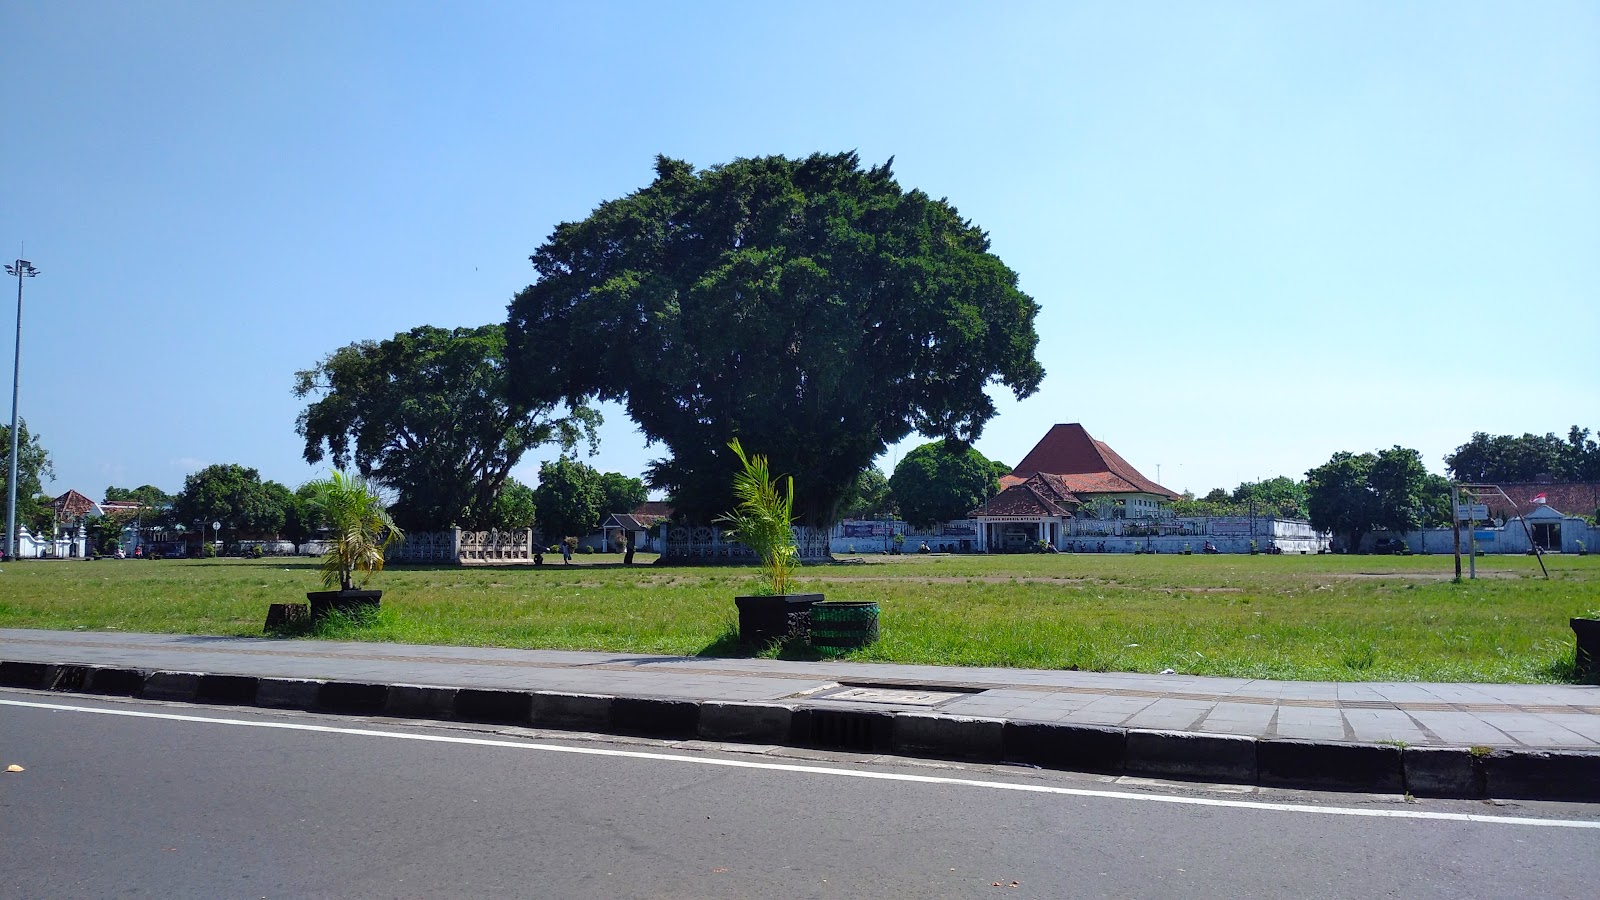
[[715, 438, 799, 595]]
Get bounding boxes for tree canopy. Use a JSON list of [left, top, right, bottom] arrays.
[[104, 484, 172, 506], [506, 152, 1044, 525], [596, 471, 648, 519], [174, 464, 290, 537], [1306, 447, 1450, 550], [295, 324, 599, 531], [1172, 477, 1309, 519], [280, 482, 326, 552], [1445, 427, 1600, 483], [104, 484, 175, 528], [489, 479, 538, 531], [1, 420, 54, 535], [889, 440, 1005, 529], [839, 467, 894, 520], [534, 457, 604, 541]]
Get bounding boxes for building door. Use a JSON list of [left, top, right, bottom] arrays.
[[1532, 522, 1560, 551]]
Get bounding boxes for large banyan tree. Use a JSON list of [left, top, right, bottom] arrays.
[[506, 153, 1044, 526]]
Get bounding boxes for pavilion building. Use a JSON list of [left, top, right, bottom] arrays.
[[971, 423, 1181, 551]]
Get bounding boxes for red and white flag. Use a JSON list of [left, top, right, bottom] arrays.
[[1530, 493, 1547, 505]]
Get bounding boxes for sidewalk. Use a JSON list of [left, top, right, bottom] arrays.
[[4, 628, 1598, 801]]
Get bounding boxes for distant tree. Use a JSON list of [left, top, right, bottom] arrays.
[[1306, 453, 1377, 550], [104, 484, 170, 505], [105, 484, 175, 530], [1231, 477, 1310, 519], [889, 440, 1004, 529], [489, 479, 538, 531], [1172, 479, 1308, 519], [0, 420, 54, 538], [295, 324, 600, 532], [1445, 427, 1600, 483], [280, 483, 325, 553], [174, 464, 289, 537], [1306, 447, 1448, 550], [839, 467, 894, 520], [534, 457, 603, 541], [505, 152, 1044, 526], [86, 511, 131, 553], [1171, 492, 1216, 517], [595, 472, 648, 519]]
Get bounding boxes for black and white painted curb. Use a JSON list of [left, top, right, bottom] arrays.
[[5, 659, 1596, 803]]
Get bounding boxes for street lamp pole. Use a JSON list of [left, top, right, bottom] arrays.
[[4, 258, 39, 561]]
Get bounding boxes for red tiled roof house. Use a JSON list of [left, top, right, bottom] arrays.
[[972, 424, 1179, 551]]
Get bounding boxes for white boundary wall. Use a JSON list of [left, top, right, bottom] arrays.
[[1361, 516, 1600, 555], [831, 517, 1328, 555]]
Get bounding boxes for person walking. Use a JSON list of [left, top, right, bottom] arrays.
[[561, 539, 573, 564]]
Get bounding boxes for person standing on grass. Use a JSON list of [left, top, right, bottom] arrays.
[[562, 539, 573, 564]]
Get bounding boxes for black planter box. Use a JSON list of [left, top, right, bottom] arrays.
[[1573, 618, 1600, 683], [307, 589, 383, 620], [734, 594, 822, 647]]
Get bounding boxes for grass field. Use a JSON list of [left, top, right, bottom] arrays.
[[0, 551, 1594, 684]]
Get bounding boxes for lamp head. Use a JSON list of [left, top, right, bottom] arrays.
[[5, 261, 38, 277]]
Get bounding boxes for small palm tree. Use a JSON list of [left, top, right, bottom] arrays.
[[306, 471, 403, 591], [716, 438, 798, 595]]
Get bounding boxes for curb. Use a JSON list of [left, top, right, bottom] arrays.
[[4, 660, 1597, 803]]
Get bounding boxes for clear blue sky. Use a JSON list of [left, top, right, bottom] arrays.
[[4, 1, 1596, 502]]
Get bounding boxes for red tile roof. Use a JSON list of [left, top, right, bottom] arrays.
[[51, 489, 97, 519], [1008, 424, 1180, 499], [971, 473, 1081, 518], [630, 501, 674, 520]]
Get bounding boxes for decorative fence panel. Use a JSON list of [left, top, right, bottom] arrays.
[[661, 524, 833, 563], [388, 531, 460, 564], [387, 528, 544, 565], [457, 528, 540, 564]]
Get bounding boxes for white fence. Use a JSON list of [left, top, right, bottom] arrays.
[[386, 529, 544, 565], [7, 526, 86, 559], [660, 524, 833, 562], [831, 516, 1328, 555], [1361, 517, 1600, 555]]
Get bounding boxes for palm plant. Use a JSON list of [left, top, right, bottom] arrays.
[[716, 438, 798, 595], [306, 470, 403, 591]]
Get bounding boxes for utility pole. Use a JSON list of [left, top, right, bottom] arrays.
[[1451, 482, 1462, 581], [4, 258, 39, 561]]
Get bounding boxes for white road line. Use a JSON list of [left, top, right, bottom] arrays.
[[4, 697, 1597, 830]]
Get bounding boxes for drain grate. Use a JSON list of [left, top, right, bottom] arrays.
[[821, 686, 969, 707], [805, 709, 892, 752]]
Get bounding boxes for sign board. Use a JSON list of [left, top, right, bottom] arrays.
[[1208, 516, 1253, 535], [1472, 531, 1496, 541], [1456, 504, 1489, 522]]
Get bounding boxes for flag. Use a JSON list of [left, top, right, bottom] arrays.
[[1531, 493, 1547, 505]]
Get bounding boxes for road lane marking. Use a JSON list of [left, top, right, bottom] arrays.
[[4, 696, 1597, 830]]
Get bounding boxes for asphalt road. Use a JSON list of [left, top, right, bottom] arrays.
[[2, 690, 1598, 899]]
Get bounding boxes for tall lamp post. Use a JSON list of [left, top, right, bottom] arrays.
[[4, 258, 38, 561]]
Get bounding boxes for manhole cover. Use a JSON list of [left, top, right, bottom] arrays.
[[821, 687, 968, 706]]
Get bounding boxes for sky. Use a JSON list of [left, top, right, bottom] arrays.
[[2, 0, 1596, 504]]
